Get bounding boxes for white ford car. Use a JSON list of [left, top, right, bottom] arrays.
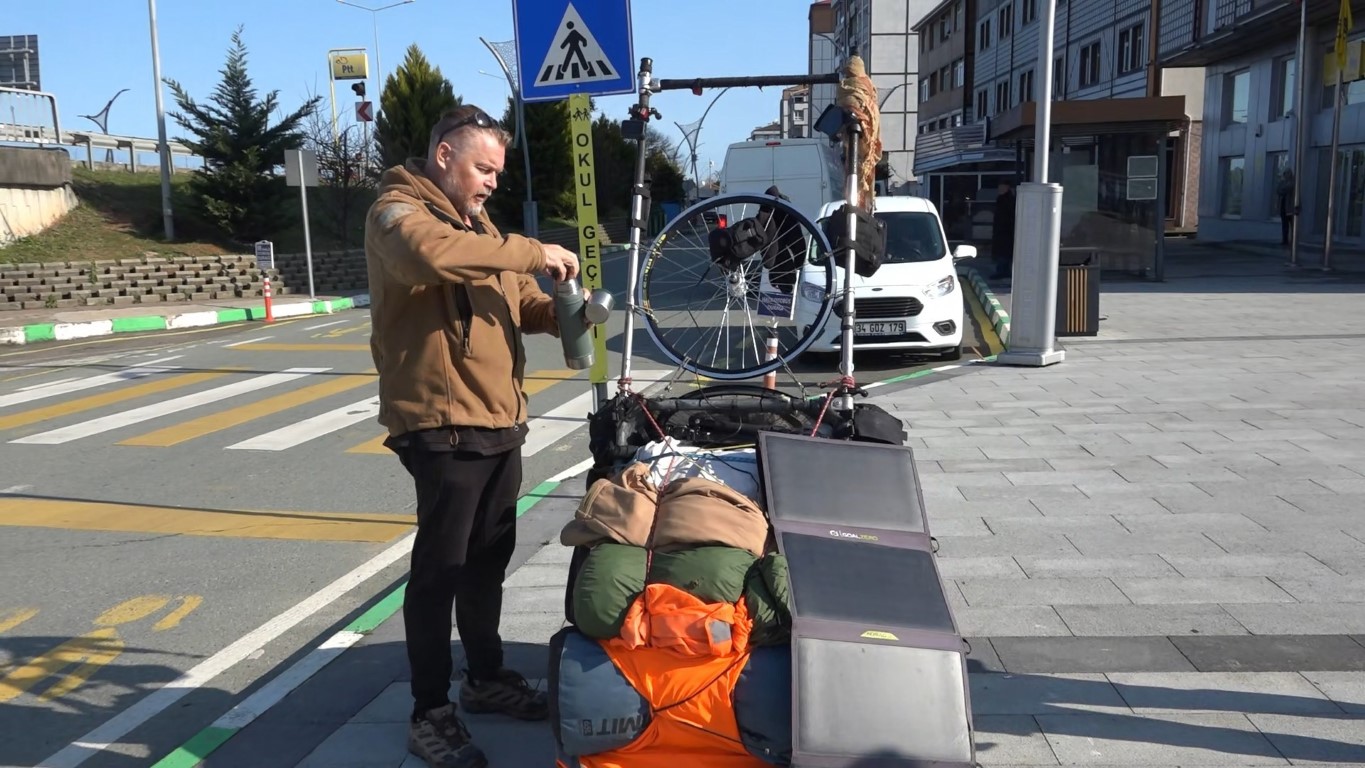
[[795, 196, 977, 360]]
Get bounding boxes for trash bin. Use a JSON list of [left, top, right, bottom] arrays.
[[1055, 248, 1100, 337]]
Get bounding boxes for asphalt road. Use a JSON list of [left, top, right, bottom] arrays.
[[0, 256, 993, 767]]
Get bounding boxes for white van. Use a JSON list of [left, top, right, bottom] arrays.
[[718, 138, 844, 222], [794, 196, 978, 360]]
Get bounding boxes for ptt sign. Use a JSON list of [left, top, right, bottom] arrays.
[[330, 51, 369, 81]]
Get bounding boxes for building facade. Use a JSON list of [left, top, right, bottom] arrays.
[[1158, 0, 1365, 248], [912, 0, 1205, 265], [809, 1, 839, 123], [781, 85, 813, 138]]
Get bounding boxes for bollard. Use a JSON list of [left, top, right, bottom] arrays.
[[762, 332, 779, 389], [263, 277, 275, 324]]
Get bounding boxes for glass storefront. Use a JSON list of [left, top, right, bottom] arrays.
[[1311, 145, 1365, 244]]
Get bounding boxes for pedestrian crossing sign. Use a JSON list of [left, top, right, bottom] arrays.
[[513, 0, 634, 103]]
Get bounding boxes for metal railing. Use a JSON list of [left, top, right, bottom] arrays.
[[0, 85, 196, 171]]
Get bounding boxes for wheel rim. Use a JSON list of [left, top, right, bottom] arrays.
[[636, 193, 836, 381]]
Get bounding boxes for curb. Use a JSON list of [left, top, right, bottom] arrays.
[[0, 294, 371, 347], [961, 266, 1010, 347]]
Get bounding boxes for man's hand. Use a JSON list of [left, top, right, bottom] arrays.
[[540, 244, 580, 282]]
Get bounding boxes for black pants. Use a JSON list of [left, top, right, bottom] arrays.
[[397, 445, 521, 716]]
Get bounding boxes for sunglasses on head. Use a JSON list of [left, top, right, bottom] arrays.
[[440, 110, 497, 143]]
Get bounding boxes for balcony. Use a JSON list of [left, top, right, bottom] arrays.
[[912, 122, 1016, 175], [1159, 0, 1346, 67]]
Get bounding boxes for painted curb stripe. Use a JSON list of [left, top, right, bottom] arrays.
[[1, 294, 371, 347], [147, 479, 561, 768]]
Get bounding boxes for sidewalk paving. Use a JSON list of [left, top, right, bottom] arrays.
[[198, 242, 1365, 767]]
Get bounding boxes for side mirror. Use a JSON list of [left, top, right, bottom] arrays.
[[953, 244, 978, 261]]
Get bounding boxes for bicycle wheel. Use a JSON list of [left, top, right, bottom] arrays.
[[636, 193, 836, 380]]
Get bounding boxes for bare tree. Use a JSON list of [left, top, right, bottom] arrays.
[[299, 88, 378, 249]]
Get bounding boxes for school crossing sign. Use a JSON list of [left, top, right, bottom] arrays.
[[512, 0, 635, 103]]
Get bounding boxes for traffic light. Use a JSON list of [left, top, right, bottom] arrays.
[[351, 82, 366, 98]]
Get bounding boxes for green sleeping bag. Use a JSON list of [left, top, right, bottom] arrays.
[[570, 543, 792, 645]]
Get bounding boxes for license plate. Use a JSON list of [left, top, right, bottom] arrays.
[[856, 321, 906, 336]]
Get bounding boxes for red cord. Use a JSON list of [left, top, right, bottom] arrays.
[[809, 376, 855, 436]]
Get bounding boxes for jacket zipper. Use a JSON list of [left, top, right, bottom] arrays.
[[497, 283, 525, 428]]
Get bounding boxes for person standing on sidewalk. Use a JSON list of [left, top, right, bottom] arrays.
[[991, 180, 1017, 280], [364, 104, 582, 768]]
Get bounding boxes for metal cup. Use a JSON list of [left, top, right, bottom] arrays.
[[584, 289, 615, 324]]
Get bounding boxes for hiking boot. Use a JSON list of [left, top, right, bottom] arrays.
[[458, 667, 549, 721], [408, 703, 488, 768]]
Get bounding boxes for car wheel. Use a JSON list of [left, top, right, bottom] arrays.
[[940, 345, 963, 361]]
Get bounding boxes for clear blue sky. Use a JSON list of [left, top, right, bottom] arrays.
[[8, 0, 814, 180]]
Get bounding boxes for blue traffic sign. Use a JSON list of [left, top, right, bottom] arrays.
[[512, 0, 635, 103]]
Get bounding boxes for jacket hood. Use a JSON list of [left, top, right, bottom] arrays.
[[378, 159, 501, 235]]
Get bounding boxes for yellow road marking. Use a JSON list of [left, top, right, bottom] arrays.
[[94, 596, 171, 626], [0, 627, 123, 702], [0, 368, 61, 384], [0, 370, 230, 432], [965, 279, 1005, 356], [0, 607, 38, 634], [0, 497, 415, 542], [236, 343, 370, 352], [344, 369, 582, 455], [120, 372, 377, 446], [0, 594, 204, 703], [323, 324, 370, 338], [153, 596, 203, 631]]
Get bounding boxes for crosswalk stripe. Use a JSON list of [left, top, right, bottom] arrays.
[[0, 356, 183, 410], [342, 368, 583, 455], [11, 368, 331, 445], [226, 396, 380, 451], [120, 373, 377, 447], [523, 390, 596, 457], [0, 370, 229, 432]]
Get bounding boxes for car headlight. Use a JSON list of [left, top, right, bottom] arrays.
[[800, 281, 827, 303], [924, 275, 956, 298]]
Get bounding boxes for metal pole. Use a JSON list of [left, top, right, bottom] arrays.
[[1324, 64, 1344, 271], [371, 12, 383, 121], [148, 0, 175, 240], [299, 151, 316, 299], [517, 93, 537, 238], [1290, 0, 1309, 267], [997, 0, 1065, 367], [835, 124, 860, 413], [619, 59, 657, 391]]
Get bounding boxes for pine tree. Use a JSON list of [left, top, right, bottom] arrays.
[[375, 45, 461, 169], [165, 25, 321, 244]]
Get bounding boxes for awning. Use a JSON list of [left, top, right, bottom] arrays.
[[912, 122, 1016, 175], [986, 96, 1189, 144]]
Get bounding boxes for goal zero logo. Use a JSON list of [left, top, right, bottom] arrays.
[[829, 529, 879, 542]]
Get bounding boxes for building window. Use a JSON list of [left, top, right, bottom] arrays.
[[921, 79, 930, 103], [1019, 70, 1035, 103], [999, 3, 1014, 38], [1079, 42, 1102, 87], [1226, 69, 1250, 124], [976, 88, 989, 119], [940, 16, 950, 41], [1274, 56, 1296, 119], [995, 80, 1011, 112], [954, 59, 965, 88], [940, 65, 951, 92], [952, 112, 963, 126], [1118, 23, 1144, 74], [1221, 156, 1246, 217], [1054, 55, 1066, 97], [979, 18, 992, 49], [954, 0, 963, 30], [1022, 0, 1037, 24]]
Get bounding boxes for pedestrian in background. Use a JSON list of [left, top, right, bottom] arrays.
[[1278, 167, 1296, 247], [364, 104, 581, 768], [991, 180, 1017, 280]]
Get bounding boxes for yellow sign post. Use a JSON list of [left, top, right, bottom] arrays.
[[568, 92, 610, 407], [329, 51, 370, 80]]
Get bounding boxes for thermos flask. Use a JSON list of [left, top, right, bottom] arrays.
[[554, 278, 595, 370]]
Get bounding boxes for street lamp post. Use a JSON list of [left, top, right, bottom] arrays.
[[147, 0, 174, 240], [997, 0, 1065, 367], [335, 0, 414, 120], [481, 37, 537, 238]]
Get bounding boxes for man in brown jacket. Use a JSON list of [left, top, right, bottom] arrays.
[[365, 104, 581, 768]]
